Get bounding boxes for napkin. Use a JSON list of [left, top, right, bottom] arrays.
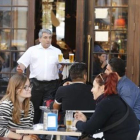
[[62, 65, 71, 80]]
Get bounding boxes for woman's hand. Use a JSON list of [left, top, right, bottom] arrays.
[[74, 111, 87, 122], [73, 119, 78, 127], [23, 135, 40, 140], [101, 60, 107, 69]]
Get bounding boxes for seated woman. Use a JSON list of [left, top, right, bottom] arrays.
[[73, 73, 139, 140], [0, 74, 39, 140], [93, 51, 107, 79]]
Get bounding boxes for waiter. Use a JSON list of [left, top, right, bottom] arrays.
[[17, 29, 62, 124]]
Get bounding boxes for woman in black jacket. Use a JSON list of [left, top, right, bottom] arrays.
[[73, 73, 139, 140]]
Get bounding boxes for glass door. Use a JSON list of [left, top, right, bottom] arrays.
[[92, 0, 128, 80], [76, 0, 139, 85]]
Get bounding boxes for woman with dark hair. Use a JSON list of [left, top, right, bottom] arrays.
[[93, 51, 107, 79], [0, 74, 39, 140], [73, 73, 139, 140]]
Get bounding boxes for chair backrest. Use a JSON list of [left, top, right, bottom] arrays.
[[72, 110, 95, 113]]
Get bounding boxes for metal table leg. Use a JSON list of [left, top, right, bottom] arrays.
[[56, 135, 61, 140]]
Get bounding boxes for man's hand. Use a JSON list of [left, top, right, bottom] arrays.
[[17, 65, 23, 73], [63, 81, 72, 86], [16, 64, 25, 74]]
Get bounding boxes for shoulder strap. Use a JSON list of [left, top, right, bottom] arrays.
[[96, 99, 129, 133]]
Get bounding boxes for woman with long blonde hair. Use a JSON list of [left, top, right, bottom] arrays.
[[0, 74, 39, 140]]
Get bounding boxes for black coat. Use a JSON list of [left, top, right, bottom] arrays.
[[76, 94, 139, 140]]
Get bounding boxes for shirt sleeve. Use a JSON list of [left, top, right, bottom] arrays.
[[55, 87, 63, 104], [17, 47, 32, 68], [0, 101, 12, 137]]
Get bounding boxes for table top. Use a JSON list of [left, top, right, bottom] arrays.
[[16, 128, 82, 137]]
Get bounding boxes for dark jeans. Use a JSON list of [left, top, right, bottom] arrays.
[[66, 136, 78, 140], [30, 78, 60, 124]]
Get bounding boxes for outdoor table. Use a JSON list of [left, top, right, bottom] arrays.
[[16, 128, 82, 140]]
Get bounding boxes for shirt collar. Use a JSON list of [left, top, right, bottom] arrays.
[[118, 75, 126, 83], [38, 43, 53, 49]]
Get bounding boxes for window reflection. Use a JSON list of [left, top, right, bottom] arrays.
[[94, 8, 110, 30], [0, 52, 11, 74], [12, 30, 27, 51], [0, 29, 11, 50], [112, 8, 128, 30], [12, 7, 28, 28], [0, 7, 11, 28], [0, 0, 11, 6], [112, 0, 128, 6], [111, 31, 127, 53], [12, 0, 28, 6], [42, 0, 65, 40], [95, 0, 111, 6], [0, 50, 19, 77]]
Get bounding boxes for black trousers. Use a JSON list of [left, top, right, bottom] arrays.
[[30, 78, 60, 124]]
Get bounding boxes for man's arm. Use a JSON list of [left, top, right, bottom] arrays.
[[53, 101, 61, 110]]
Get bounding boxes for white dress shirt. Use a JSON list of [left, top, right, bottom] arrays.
[[17, 43, 62, 81]]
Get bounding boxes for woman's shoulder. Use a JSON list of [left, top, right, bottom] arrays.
[[100, 95, 120, 106], [96, 95, 122, 115], [0, 99, 13, 105], [0, 99, 13, 109]]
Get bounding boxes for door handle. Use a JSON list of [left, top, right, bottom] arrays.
[[87, 35, 92, 82]]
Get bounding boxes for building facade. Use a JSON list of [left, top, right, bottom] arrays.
[[0, 0, 140, 94]]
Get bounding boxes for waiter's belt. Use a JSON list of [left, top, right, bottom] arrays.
[[30, 78, 58, 85]]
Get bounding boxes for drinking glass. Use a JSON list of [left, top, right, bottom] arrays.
[[65, 110, 73, 129], [69, 53, 74, 63], [58, 54, 63, 62]]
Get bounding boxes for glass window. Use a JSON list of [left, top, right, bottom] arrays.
[[0, 7, 12, 28], [0, 29, 11, 50], [112, 8, 128, 30], [12, 30, 27, 51], [0, 0, 30, 98], [12, 0, 28, 6], [0, 0, 11, 6], [112, 0, 128, 6], [95, 0, 111, 6], [12, 7, 28, 28], [111, 31, 127, 53], [0, 52, 11, 73], [94, 8, 111, 30]]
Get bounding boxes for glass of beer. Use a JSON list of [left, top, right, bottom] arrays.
[[65, 110, 73, 129], [58, 54, 63, 62], [69, 53, 74, 63]]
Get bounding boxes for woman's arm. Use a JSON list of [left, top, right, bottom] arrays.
[[75, 100, 113, 134], [0, 100, 13, 137], [7, 132, 39, 140]]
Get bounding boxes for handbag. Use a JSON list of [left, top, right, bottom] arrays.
[[79, 100, 129, 140]]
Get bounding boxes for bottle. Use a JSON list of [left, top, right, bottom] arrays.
[[118, 39, 124, 53]]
